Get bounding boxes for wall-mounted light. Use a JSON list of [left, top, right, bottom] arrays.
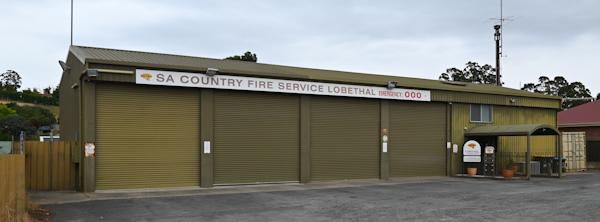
[[206, 68, 219, 77], [387, 81, 397, 90], [87, 69, 98, 78], [58, 60, 70, 71], [510, 98, 516, 103]]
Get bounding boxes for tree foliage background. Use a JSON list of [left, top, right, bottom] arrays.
[[224, 51, 258, 62], [440, 63, 594, 110], [439, 61, 502, 85], [0, 116, 37, 140], [0, 70, 22, 92], [521, 76, 592, 110], [0, 70, 58, 105], [0, 70, 59, 140]]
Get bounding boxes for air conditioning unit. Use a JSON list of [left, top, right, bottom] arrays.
[[517, 161, 540, 175]]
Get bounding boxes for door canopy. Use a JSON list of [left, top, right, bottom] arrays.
[[465, 124, 560, 137]]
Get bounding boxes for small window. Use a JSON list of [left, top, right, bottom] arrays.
[[470, 104, 493, 122]]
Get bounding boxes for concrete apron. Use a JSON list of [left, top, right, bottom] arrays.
[[29, 176, 454, 205]]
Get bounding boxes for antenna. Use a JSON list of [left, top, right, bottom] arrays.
[[494, 25, 501, 86], [71, 0, 73, 45], [484, 0, 522, 86]]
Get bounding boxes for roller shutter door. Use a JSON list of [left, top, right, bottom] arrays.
[[213, 90, 300, 185], [310, 96, 380, 181], [95, 83, 200, 190], [389, 101, 446, 177]]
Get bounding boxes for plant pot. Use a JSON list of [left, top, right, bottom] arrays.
[[502, 169, 514, 179], [467, 168, 477, 176]]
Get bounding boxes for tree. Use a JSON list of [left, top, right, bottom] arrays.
[[0, 104, 17, 117], [521, 76, 592, 110], [43, 86, 52, 95], [0, 115, 37, 138], [439, 61, 501, 85], [22, 88, 41, 97], [0, 70, 22, 92], [52, 84, 60, 99], [6, 102, 56, 126], [224, 51, 258, 62]]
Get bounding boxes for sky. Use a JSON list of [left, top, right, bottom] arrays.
[[1, 0, 599, 97]]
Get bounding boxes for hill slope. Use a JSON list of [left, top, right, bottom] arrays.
[[0, 100, 59, 120]]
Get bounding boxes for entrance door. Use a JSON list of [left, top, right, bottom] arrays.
[[213, 90, 300, 184], [389, 101, 446, 177]]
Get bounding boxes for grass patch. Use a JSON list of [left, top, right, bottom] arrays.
[[1, 192, 54, 222]]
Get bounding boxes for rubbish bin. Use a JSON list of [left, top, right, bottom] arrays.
[[553, 157, 566, 173], [534, 157, 553, 174]]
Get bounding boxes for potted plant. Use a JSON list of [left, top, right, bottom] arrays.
[[503, 158, 516, 178]]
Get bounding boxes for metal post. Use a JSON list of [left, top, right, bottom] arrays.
[[71, 0, 73, 45], [526, 135, 531, 180], [50, 131, 54, 190], [19, 131, 24, 154]]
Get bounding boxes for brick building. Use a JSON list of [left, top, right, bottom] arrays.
[[558, 99, 600, 168]]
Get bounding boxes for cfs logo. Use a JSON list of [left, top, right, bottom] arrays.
[[140, 73, 152, 81]]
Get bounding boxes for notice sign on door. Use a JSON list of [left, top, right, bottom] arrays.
[[463, 140, 481, 156], [204, 141, 211, 154], [84, 143, 95, 157]]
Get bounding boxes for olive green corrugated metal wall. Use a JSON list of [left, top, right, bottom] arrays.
[[213, 90, 300, 185], [310, 96, 380, 181], [431, 91, 560, 109], [389, 101, 446, 177], [95, 83, 201, 190]]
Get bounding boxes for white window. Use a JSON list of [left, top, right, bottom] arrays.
[[470, 104, 493, 123]]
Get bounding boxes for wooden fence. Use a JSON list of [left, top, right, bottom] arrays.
[[15, 141, 77, 191], [0, 154, 26, 219]]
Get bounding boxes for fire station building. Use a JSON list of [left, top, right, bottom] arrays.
[[60, 46, 562, 192]]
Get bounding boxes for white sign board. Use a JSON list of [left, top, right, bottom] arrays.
[[204, 141, 211, 154], [136, 69, 431, 102], [463, 156, 481, 162], [463, 140, 482, 156], [485, 146, 495, 154]]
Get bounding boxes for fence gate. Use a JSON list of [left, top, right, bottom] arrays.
[[562, 132, 586, 171], [16, 141, 77, 190]]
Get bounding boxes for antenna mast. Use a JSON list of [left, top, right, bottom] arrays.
[[71, 0, 73, 45], [494, 0, 503, 86], [494, 25, 501, 86]]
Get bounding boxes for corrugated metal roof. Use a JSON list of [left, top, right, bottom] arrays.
[[465, 124, 560, 136], [69, 45, 561, 100], [558, 99, 600, 126], [69, 45, 304, 78]]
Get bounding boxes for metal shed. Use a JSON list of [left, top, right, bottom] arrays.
[[59, 46, 564, 192]]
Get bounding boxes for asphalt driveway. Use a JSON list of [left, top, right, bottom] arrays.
[[45, 171, 600, 222]]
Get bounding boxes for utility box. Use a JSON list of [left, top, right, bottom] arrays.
[[563, 132, 586, 171], [0, 141, 12, 154]]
